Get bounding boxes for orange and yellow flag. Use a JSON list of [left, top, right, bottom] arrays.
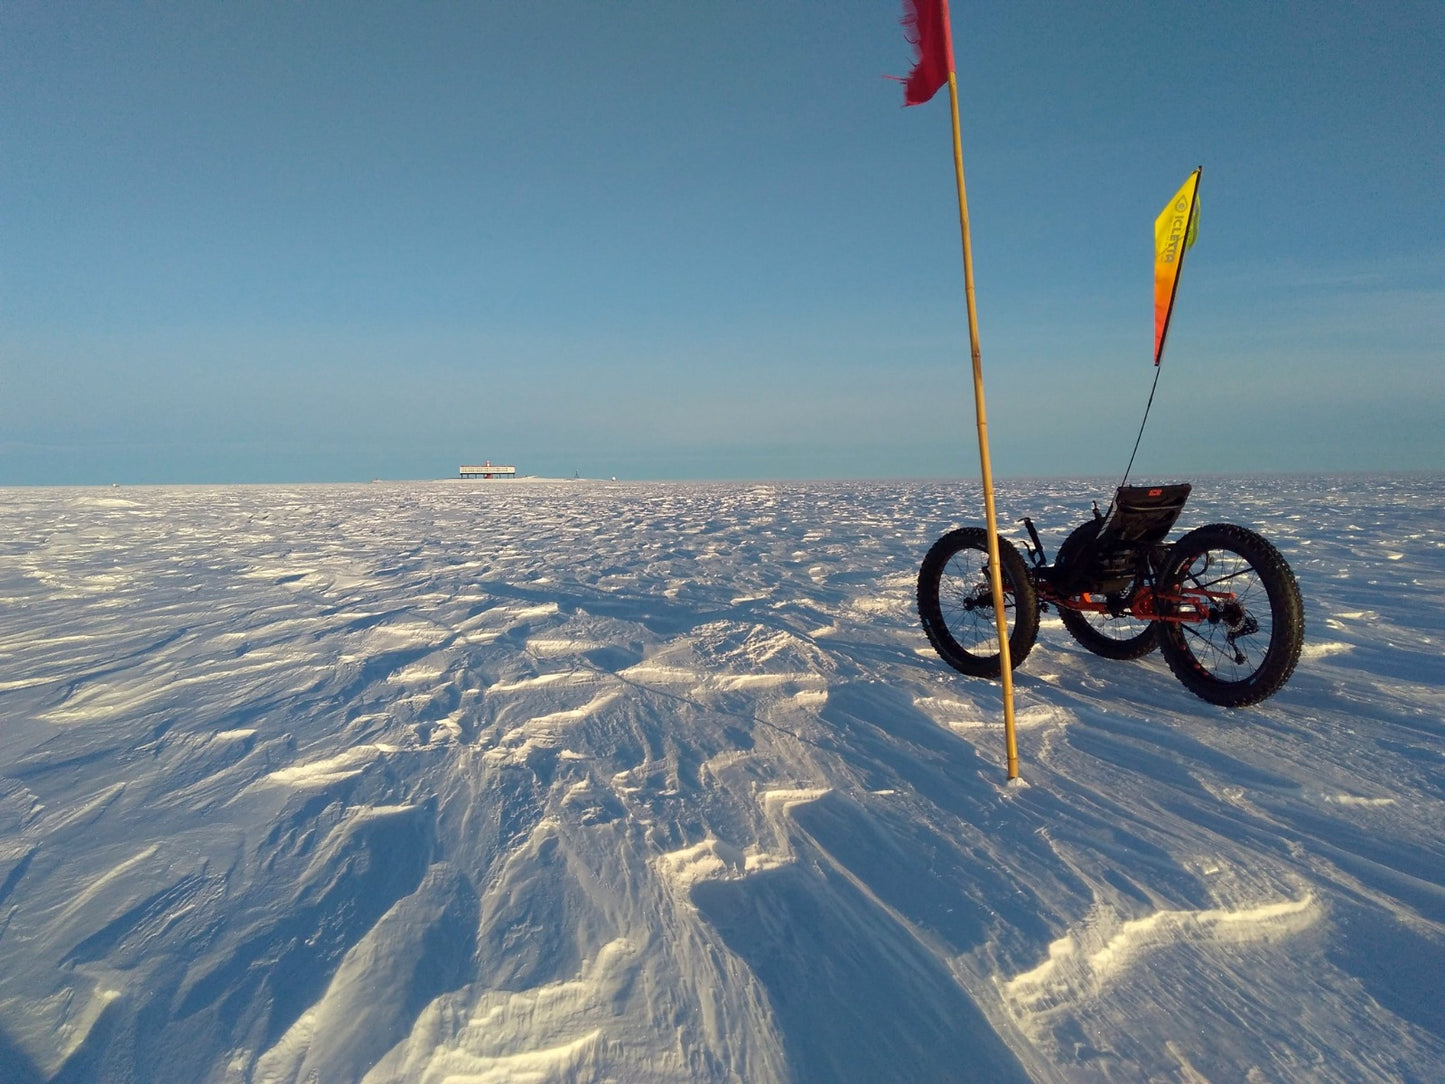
[[1153, 168, 1201, 365]]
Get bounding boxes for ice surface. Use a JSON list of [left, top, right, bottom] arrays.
[[1, 475, 1442, 1081]]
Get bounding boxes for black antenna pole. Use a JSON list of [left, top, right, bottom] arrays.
[[1117, 363, 1163, 495]]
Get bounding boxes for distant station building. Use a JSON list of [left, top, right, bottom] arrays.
[[459, 461, 517, 480]]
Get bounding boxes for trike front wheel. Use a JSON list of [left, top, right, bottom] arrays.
[[1053, 518, 1160, 660], [918, 528, 1039, 678]]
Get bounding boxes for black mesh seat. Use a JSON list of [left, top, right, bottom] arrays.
[[1099, 484, 1192, 547], [1045, 483, 1192, 595]]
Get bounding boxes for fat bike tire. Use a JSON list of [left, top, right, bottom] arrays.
[[918, 528, 1039, 679], [1053, 518, 1160, 661], [1156, 524, 1304, 707]]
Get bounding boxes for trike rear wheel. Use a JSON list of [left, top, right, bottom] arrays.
[[1155, 524, 1304, 707], [918, 528, 1039, 678]]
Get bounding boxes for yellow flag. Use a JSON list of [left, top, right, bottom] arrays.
[[1154, 168, 1201, 365]]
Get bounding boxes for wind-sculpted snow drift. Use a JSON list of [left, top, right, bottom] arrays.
[[0, 475, 1441, 1082]]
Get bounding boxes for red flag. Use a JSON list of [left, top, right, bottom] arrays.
[[901, 0, 954, 106]]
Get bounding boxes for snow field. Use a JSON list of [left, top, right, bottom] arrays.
[[0, 474, 1442, 1082]]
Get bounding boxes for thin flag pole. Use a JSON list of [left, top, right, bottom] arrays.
[[936, 6, 1019, 780], [900, 0, 1017, 778]]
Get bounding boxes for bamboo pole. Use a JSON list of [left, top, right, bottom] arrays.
[[942, 61, 1019, 780]]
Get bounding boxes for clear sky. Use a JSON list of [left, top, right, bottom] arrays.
[[3, 1, 1442, 485]]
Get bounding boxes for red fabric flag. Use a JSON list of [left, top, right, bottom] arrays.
[[901, 0, 954, 106]]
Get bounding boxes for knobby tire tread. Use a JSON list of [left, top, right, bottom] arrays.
[[917, 528, 1039, 679], [1156, 523, 1304, 707]]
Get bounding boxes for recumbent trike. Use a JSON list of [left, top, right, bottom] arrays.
[[917, 483, 1304, 707]]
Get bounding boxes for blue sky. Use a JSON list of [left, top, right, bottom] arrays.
[[3, 1, 1442, 484]]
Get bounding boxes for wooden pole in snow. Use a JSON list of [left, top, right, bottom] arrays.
[[941, 40, 1019, 780]]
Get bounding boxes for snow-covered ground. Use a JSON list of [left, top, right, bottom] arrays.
[[1, 474, 1441, 1083]]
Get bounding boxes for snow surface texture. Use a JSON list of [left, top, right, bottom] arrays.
[[1, 474, 1441, 1083]]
